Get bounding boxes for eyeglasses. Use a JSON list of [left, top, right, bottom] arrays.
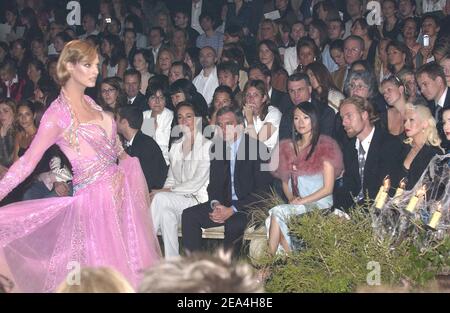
[[349, 83, 368, 90], [149, 95, 165, 102], [0, 274, 14, 293], [344, 47, 361, 54], [101, 88, 116, 94]]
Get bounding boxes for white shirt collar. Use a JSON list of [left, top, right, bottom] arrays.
[[127, 132, 137, 147], [355, 126, 375, 158], [437, 87, 448, 108], [128, 96, 137, 103]]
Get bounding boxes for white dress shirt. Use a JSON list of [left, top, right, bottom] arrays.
[[192, 67, 219, 105], [142, 108, 174, 165], [355, 126, 376, 161]]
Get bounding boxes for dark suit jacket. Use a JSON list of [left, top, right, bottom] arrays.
[[334, 126, 403, 210], [434, 88, 450, 150], [400, 144, 444, 190], [271, 89, 291, 115], [129, 93, 148, 113], [207, 134, 273, 212], [279, 99, 335, 140], [127, 131, 168, 191]]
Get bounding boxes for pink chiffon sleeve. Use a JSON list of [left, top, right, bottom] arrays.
[[0, 103, 65, 201]]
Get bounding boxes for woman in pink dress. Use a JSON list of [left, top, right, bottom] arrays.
[[0, 40, 161, 292]]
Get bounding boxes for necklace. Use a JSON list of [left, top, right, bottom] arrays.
[[61, 90, 81, 155]]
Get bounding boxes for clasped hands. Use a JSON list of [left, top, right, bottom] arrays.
[[289, 196, 306, 205], [209, 201, 234, 224]]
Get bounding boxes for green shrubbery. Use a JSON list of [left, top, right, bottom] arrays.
[[249, 194, 450, 292]]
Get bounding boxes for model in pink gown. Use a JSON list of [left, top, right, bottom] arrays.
[[0, 94, 161, 292]]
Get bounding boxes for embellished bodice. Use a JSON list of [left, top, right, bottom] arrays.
[[0, 94, 124, 200]]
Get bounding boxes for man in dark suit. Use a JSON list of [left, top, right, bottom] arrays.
[[333, 96, 403, 211], [124, 69, 147, 112], [116, 106, 168, 192], [416, 62, 450, 150], [279, 73, 335, 140], [182, 106, 273, 257]]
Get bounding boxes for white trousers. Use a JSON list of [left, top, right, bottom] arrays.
[[150, 192, 199, 257]]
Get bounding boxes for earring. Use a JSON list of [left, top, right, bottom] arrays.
[[313, 57, 317, 62]]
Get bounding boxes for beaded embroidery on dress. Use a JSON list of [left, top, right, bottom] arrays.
[[0, 94, 161, 292]]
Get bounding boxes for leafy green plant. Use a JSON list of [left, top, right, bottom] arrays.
[[247, 195, 449, 293]]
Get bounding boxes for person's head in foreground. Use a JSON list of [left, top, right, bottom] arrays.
[[138, 249, 264, 293], [56, 267, 135, 293]]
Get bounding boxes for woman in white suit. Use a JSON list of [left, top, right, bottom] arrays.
[[149, 102, 212, 258]]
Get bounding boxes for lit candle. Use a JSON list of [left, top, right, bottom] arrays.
[[393, 178, 407, 198], [393, 178, 407, 205], [374, 176, 391, 209], [427, 203, 442, 230], [405, 185, 427, 213]]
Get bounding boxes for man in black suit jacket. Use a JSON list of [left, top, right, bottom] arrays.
[[116, 106, 168, 192], [416, 62, 450, 150], [124, 69, 148, 112], [279, 73, 335, 140], [333, 96, 403, 210], [182, 106, 273, 257]]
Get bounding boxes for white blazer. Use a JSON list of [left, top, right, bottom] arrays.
[[142, 108, 174, 165], [163, 134, 212, 203]]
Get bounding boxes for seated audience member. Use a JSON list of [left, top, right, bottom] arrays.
[[168, 61, 192, 85], [415, 62, 450, 150], [133, 49, 155, 95], [98, 77, 126, 113], [168, 79, 209, 118], [34, 76, 59, 108], [155, 47, 176, 77], [0, 98, 17, 179], [138, 248, 263, 293], [401, 104, 443, 190], [217, 61, 242, 100], [116, 106, 167, 192], [56, 267, 134, 293], [142, 83, 173, 165], [0, 60, 33, 102], [443, 107, 450, 152], [242, 80, 282, 151], [345, 62, 388, 114], [333, 96, 403, 210], [247, 62, 290, 115], [124, 69, 147, 112], [220, 45, 249, 91], [280, 73, 335, 140], [209, 86, 237, 126], [305, 61, 345, 113], [192, 46, 219, 105], [182, 106, 273, 257], [267, 102, 343, 255], [379, 76, 409, 137], [150, 102, 211, 258], [257, 40, 289, 93]]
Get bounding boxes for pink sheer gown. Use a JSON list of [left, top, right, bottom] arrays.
[[0, 94, 161, 292]]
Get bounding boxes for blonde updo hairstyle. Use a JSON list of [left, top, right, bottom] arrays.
[[404, 103, 442, 149], [56, 267, 135, 293], [56, 39, 98, 86]]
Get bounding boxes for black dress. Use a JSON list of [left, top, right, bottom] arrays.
[[401, 144, 443, 190]]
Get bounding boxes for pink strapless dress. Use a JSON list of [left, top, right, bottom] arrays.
[[0, 95, 161, 292]]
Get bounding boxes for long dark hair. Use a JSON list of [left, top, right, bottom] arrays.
[[292, 102, 320, 160], [257, 39, 285, 74]]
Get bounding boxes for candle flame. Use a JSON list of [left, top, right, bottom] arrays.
[[383, 176, 391, 189], [416, 185, 427, 197], [399, 178, 407, 189]]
